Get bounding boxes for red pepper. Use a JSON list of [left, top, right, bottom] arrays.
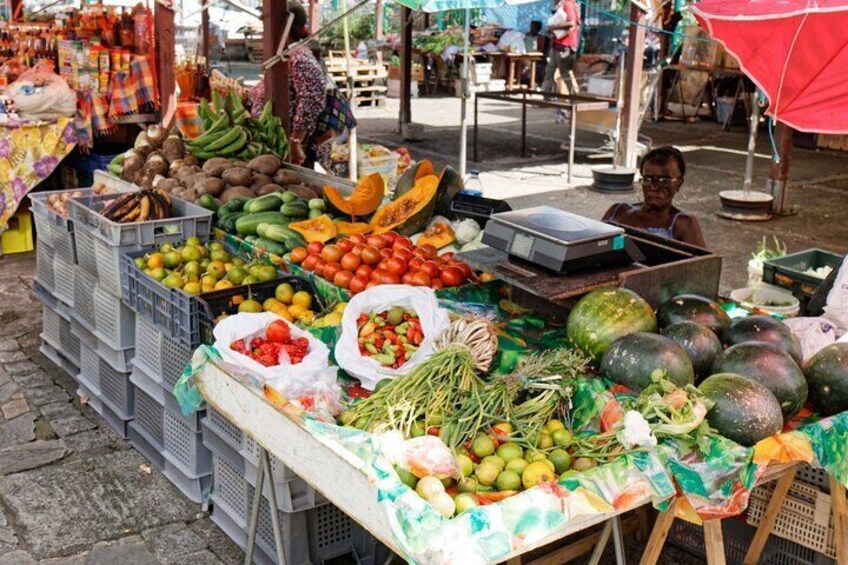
[[427, 426, 440, 436]]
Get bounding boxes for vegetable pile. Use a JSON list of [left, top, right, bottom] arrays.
[[357, 307, 423, 368], [230, 319, 309, 366]]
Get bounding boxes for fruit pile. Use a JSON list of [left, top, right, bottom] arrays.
[[134, 239, 278, 295], [230, 283, 318, 325], [230, 320, 309, 366], [357, 307, 423, 368], [101, 189, 173, 223], [289, 231, 475, 294]]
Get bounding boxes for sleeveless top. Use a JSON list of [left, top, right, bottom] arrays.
[[608, 203, 682, 240]]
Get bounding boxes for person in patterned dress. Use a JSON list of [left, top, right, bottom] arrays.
[[250, 1, 356, 171]]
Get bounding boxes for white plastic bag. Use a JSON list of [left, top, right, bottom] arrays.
[[547, 6, 570, 40], [213, 312, 332, 395], [823, 255, 848, 335], [783, 317, 838, 364], [334, 285, 451, 390], [10, 70, 76, 120]]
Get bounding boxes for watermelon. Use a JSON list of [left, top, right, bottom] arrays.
[[656, 294, 731, 337], [600, 332, 694, 392], [804, 343, 848, 417], [711, 342, 808, 419], [724, 315, 803, 364], [699, 373, 784, 447], [661, 321, 722, 381], [567, 288, 657, 361]]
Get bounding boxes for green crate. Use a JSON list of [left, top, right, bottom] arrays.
[[763, 249, 843, 298]]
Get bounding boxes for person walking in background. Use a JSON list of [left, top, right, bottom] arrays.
[[543, 0, 580, 121]]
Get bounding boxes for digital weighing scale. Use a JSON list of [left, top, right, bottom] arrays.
[[482, 206, 643, 273]]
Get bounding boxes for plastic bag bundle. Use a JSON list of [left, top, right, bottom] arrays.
[[824, 255, 848, 336], [10, 70, 75, 120], [784, 317, 839, 363]]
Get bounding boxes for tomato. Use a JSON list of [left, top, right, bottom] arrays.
[[289, 247, 308, 264], [361, 246, 381, 265], [266, 320, 291, 343], [355, 264, 373, 279], [417, 244, 438, 258], [440, 265, 465, 286], [430, 278, 445, 289], [408, 257, 424, 272], [420, 260, 440, 279], [312, 258, 327, 277], [348, 234, 367, 246], [371, 268, 391, 283], [347, 384, 371, 399], [392, 248, 414, 263], [380, 233, 397, 247], [440, 251, 455, 260], [306, 241, 324, 255], [402, 272, 415, 285], [337, 239, 354, 253], [333, 270, 354, 289], [366, 281, 378, 289], [349, 276, 368, 294], [449, 260, 474, 279], [379, 247, 394, 260], [376, 260, 390, 272], [321, 244, 343, 264], [340, 252, 361, 271], [323, 262, 342, 282], [386, 257, 408, 276], [411, 271, 432, 286], [383, 272, 401, 284], [392, 237, 414, 252], [367, 235, 387, 249], [351, 243, 366, 255], [301, 253, 320, 271]]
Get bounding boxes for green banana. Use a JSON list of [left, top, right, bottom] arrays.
[[217, 129, 248, 156], [187, 113, 229, 146], [203, 126, 243, 152]]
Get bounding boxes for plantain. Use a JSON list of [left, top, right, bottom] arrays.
[[150, 190, 172, 218], [101, 192, 138, 219], [187, 112, 229, 146], [203, 126, 243, 152], [137, 193, 151, 222], [107, 193, 142, 221], [119, 205, 141, 223], [216, 129, 248, 156]]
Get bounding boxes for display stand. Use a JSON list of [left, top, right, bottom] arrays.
[[639, 463, 848, 565]]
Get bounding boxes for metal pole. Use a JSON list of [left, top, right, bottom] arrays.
[[244, 448, 267, 565], [262, 449, 288, 565], [341, 0, 358, 180], [459, 8, 470, 178], [611, 515, 627, 565], [742, 94, 760, 193]]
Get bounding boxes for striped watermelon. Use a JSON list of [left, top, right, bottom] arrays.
[[566, 288, 657, 361]]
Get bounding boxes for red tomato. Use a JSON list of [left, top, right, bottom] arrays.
[[365, 281, 378, 289], [376, 260, 390, 272], [349, 276, 368, 294], [347, 384, 371, 399], [334, 270, 354, 289], [440, 265, 465, 286], [418, 244, 438, 258], [420, 260, 440, 279], [352, 243, 366, 255], [393, 248, 414, 262], [355, 264, 373, 279], [340, 252, 361, 271], [337, 240, 354, 253], [402, 272, 415, 285], [449, 260, 474, 279], [408, 257, 424, 272], [301, 254, 320, 271], [306, 241, 324, 255], [323, 262, 343, 282], [440, 251, 455, 260], [312, 258, 327, 276], [431, 278, 445, 289], [361, 246, 381, 265], [366, 235, 387, 249], [380, 233, 396, 247], [321, 245, 343, 264], [266, 320, 291, 343], [392, 237, 414, 252], [411, 271, 432, 286], [386, 257, 408, 276], [371, 268, 391, 283], [289, 247, 308, 264], [348, 234, 367, 246], [383, 273, 401, 284], [379, 247, 394, 260]]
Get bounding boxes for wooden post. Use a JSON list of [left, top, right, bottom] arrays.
[[614, 2, 646, 168], [703, 520, 727, 565], [201, 4, 210, 62], [154, 1, 176, 120], [742, 467, 797, 564], [829, 476, 848, 565], [309, 0, 320, 34], [399, 6, 413, 128], [375, 0, 384, 62], [766, 121, 794, 215], [9, 0, 21, 22], [639, 497, 679, 565], [264, 0, 290, 130]]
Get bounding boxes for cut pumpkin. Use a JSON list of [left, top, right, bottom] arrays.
[[370, 175, 439, 236], [334, 220, 373, 236], [288, 214, 338, 243], [418, 222, 456, 249], [323, 173, 384, 219], [415, 159, 435, 180]]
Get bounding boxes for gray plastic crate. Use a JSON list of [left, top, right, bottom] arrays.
[[133, 316, 194, 392], [128, 421, 166, 471], [29, 188, 94, 264], [90, 390, 131, 439], [99, 362, 134, 421], [36, 243, 55, 292], [52, 255, 76, 307], [59, 315, 81, 367], [73, 269, 98, 330], [78, 342, 102, 396], [164, 409, 212, 478], [163, 457, 212, 504], [210, 495, 277, 565], [39, 339, 79, 380], [32, 207, 54, 249], [73, 223, 98, 275], [94, 285, 135, 350], [796, 463, 831, 493], [132, 357, 203, 431], [42, 303, 63, 346], [130, 370, 165, 451]]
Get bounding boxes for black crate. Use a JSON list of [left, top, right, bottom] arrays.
[[763, 249, 843, 299]]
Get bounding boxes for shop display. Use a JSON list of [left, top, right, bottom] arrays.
[[230, 319, 310, 367], [599, 332, 695, 392]]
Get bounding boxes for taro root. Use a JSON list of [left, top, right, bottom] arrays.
[[146, 154, 169, 177], [196, 177, 225, 196], [146, 125, 169, 148], [154, 178, 181, 192], [285, 184, 320, 200], [256, 183, 284, 195], [250, 174, 273, 191], [162, 136, 185, 163], [273, 169, 301, 185]]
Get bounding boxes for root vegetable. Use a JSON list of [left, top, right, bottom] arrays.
[[249, 174, 273, 191], [220, 186, 255, 202], [221, 167, 252, 187], [248, 154, 282, 176], [162, 136, 185, 163], [202, 157, 230, 177], [274, 169, 301, 185], [197, 177, 225, 196], [256, 183, 284, 196]]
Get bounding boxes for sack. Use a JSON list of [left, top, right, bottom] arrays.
[[548, 6, 569, 40], [783, 317, 838, 363], [334, 285, 451, 390], [10, 70, 76, 120], [213, 312, 333, 395], [823, 255, 848, 336]]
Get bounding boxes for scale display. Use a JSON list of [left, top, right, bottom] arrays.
[[510, 232, 534, 258]]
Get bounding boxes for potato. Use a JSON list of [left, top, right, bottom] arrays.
[[273, 169, 301, 185], [177, 187, 198, 202], [250, 174, 273, 191], [168, 159, 187, 176], [175, 166, 198, 184], [220, 186, 255, 203], [285, 184, 320, 200], [186, 172, 210, 190], [146, 155, 169, 177], [256, 183, 284, 196], [202, 157, 231, 177], [154, 178, 181, 192], [162, 136, 185, 163], [248, 154, 282, 176], [197, 177, 225, 196], [221, 167, 253, 187]]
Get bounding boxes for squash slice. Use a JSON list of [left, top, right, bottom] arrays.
[[323, 173, 384, 219], [288, 214, 338, 243], [334, 220, 373, 236], [370, 175, 439, 236]]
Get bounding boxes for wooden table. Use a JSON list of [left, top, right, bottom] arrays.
[[472, 90, 612, 184], [505, 52, 545, 90]]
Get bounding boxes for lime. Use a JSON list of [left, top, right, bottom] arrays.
[[454, 493, 479, 515], [238, 299, 263, 313], [338, 411, 356, 426], [457, 477, 478, 493], [495, 442, 523, 463], [292, 290, 312, 309], [480, 455, 505, 472], [552, 428, 573, 448], [232, 257, 246, 267], [525, 450, 548, 464], [455, 454, 474, 477], [162, 273, 185, 289], [186, 236, 202, 247], [183, 260, 202, 278], [181, 246, 203, 262], [256, 265, 277, 282], [549, 449, 573, 474], [440, 476, 454, 488], [134, 257, 146, 269], [158, 242, 174, 254], [210, 249, 230, 263], [262, 298, 280, 311], [150, 267, 167, 281], [183, 282, 202, 295], [536, 432, 554, 450], [208, 241, 224, 252], [545, 419, 565, 433], [226, 266, 248, 285], [474, 462, 500, 486], [242, 275, 258, 285], [522, 461, 556, 490], [505, 458, 529, 476], [495, 470, 522, 492], [470, 434, 495, 458], [410, 421, 425, 438], [163, 251, 182, 269]]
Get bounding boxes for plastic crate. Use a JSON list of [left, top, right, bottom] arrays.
[[52, 254, 76, 307], [42, 303, 63, 346], [98, 359, 134, 421], [72, 269, 98, 332], [667, 517, 754, 564], [132, 355, 203, 431], [763, 249, 843, 298], [29, 188, 94, 263], [163, 409, 212, 478], [89, 390, 131, 439], [796, 464, 831, 493], [39, 339, 79, 380], [32, 206, 54, 249], [132, 316, 194, 391], [210, 496, 277, 565], [35, 242, 55, 292], [130, 368, 165, 449], [128, 421, 166, 471], [93, 284, 135, 350], [58, 315, 81, 367], [163, 457, 212, 505], [73, 223, 98, 275], [78, 342, 102, 396]]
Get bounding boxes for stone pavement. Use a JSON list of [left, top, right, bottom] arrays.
[[0, 256, 243, 565]]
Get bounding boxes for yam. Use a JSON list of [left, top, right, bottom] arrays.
[[248, 154, 281, 176], [154, 178, 181, 192], [146, 125, 168, 148], [220, 186, 255, 202], [162, 136, 185, 163], [121, 154, 144, 181], [285, 184, 320, 200], [202, 157, 231, 177], [250, 174, 273, 191], [178, 187, 198, 202], [197, 177, 225, 196], [257, 183, 284, 195], [221, 167, 253, 187], [146, 155, 169, 177], [273, 169, 301, 185], [168, 159, 187, 176], [183, 154, 199, 167]]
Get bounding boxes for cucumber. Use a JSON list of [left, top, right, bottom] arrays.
[[280, 201, 309, 218], [308, 198, 325, 211], [218, 211, 247, 232], [308, 209, 324, 219], [254, 237, 288, 255], [244, 193, 284, 214], [280, 191, 297, 204], [257, 223, 305, 246], [283, 236, 305, 252], [218, 198, 247, 218], [197, 194, 219, 212], [244, 235, 258, 243], [235, 211, 290, 236]]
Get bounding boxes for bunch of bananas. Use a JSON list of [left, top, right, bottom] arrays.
[[101, 190, 173, 223], [186, 89, 289, 162]]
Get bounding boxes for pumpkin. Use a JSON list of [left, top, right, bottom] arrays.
[[288, 214, 338, 243], [334, 220, 373, 236], [323, 173, 385, 219], [418, 222, 456, 249], [394, 159, 435, 197], [435, 166, 464, 217], [371, 175, 440, 236]]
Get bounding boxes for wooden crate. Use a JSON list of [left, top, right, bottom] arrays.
[[817, 134, 848, 151]]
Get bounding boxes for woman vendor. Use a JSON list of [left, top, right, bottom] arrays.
[[602, 146, 707, 248]]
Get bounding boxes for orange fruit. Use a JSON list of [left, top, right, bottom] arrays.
[[214, 280, 234, 290], [231, 294, 245, 305], [147, 252, 164, 269]]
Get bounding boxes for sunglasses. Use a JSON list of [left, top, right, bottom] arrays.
[[640, 176, 682, 191]]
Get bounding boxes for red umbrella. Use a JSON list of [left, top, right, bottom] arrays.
[[691, 0, 848, 134]]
